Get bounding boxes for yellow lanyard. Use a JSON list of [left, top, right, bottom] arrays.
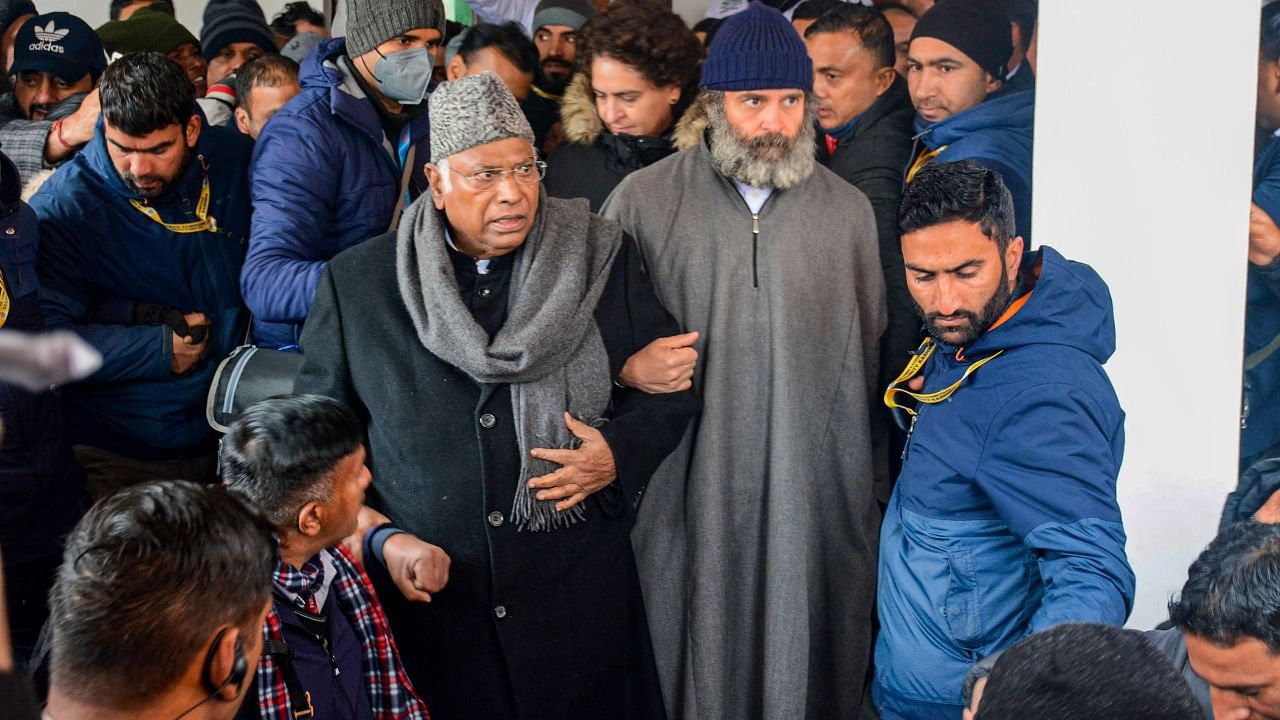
[[128, 167, 218, 234], [529, 85, 561, 102], [0, 272, 10, 329], [883, 337, 1003, 417], [905, 144, 948, 184]]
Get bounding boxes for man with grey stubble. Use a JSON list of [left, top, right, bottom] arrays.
[[601, 3, 887, 718]]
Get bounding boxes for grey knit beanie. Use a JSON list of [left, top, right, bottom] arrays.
[[429, 71, 533, 163], [346, 0, 446, 58]]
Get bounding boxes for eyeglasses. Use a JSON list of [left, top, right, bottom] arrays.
[[447, 161, 547, 191]]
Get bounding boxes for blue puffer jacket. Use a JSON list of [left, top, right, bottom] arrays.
[[1243, 134, 1280, 465], [243, 37, 430, 350], [915, 88, 1035, 243], [873, 246, 1135, 720], [32, 115, 252, 459]]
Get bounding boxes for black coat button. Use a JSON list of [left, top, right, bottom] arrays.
[[478, 286, 492, 298], [494, 605, 507, 618], [479, 413, 496, 428], [488, 511, 504, 527]]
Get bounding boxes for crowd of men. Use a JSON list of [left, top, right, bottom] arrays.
[[0, 0, 1275, 718]]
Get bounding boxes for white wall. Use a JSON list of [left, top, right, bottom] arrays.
[[1035, 3, 1257, 628], [671, 0, 707, 25]]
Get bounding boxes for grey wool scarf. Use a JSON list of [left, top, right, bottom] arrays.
[[396, 194, 622, 531]]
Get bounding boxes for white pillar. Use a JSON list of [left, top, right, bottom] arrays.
[[1033, 2, 1257, 627]]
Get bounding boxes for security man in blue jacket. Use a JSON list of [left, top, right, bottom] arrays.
[[33, 52, 252, 497], [904, 0, 1034, 244], [873, 161, 1135, 720]]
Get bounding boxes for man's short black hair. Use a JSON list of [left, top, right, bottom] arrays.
[[109, 0, 175, 21], [898, 160, 1016, 251], [235, 54, 301, 112], [1169, 520, 1280, 652], [804, 4, 896, 71], [49, 480, 273, 708], [976, 623, 1203, 720], [1264, 2, 1280, 63], [100, 52, 196, 137], [269, 1, 326, 39], [221, 394, 365, 527], [792, 0, 843, 22], [457, 21, 539, 76]]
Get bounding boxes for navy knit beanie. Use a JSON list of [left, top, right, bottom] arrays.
[[700, 2, 811, 93], [200, 0, 276, 63], [910, 0, 1012, 79]]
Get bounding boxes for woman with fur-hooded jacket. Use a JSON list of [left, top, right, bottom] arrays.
[[543, 0, 704, 212]]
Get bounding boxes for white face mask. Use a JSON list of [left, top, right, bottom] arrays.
[[373, 46, 434, 105]]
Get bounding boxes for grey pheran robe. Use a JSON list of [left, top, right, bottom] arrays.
[[601, 142, 887, 720]]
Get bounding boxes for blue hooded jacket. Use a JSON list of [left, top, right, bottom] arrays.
[[243, 37, 430, 350], [915, 88, 1035, 243], [873, 246, 1135, 719], [32, 114, 252, 460], [1244, 134, 1280, 464]]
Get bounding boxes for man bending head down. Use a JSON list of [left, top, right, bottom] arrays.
[[970, 623, 1202, 720], [899, 159, 1022, 349], [1171, 521, 1280, 720], [874, 160, 1133, 718], [100, 51, 202, 198], [222, 394, 431, 720], [44, 480, 274, 720]]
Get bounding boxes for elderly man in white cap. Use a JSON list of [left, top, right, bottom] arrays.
[[295, 71, 695, 720]]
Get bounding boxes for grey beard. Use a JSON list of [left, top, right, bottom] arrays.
[[705, 92, 817, 190]]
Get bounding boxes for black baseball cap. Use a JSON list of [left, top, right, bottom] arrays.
[[10, 12, 107, 83]]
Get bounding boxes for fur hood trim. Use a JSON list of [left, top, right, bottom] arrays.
[[558, 73, 707, 151], [22, 168, 57, 204]]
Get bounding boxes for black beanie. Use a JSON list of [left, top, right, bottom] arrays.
[[910, 0, 1012, 79], [200, 0, 276, 62]]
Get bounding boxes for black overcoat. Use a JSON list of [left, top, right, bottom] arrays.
[[816, 74, 920, 400], [544, 134, 676, 213], [295, 225, 696, 720]]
